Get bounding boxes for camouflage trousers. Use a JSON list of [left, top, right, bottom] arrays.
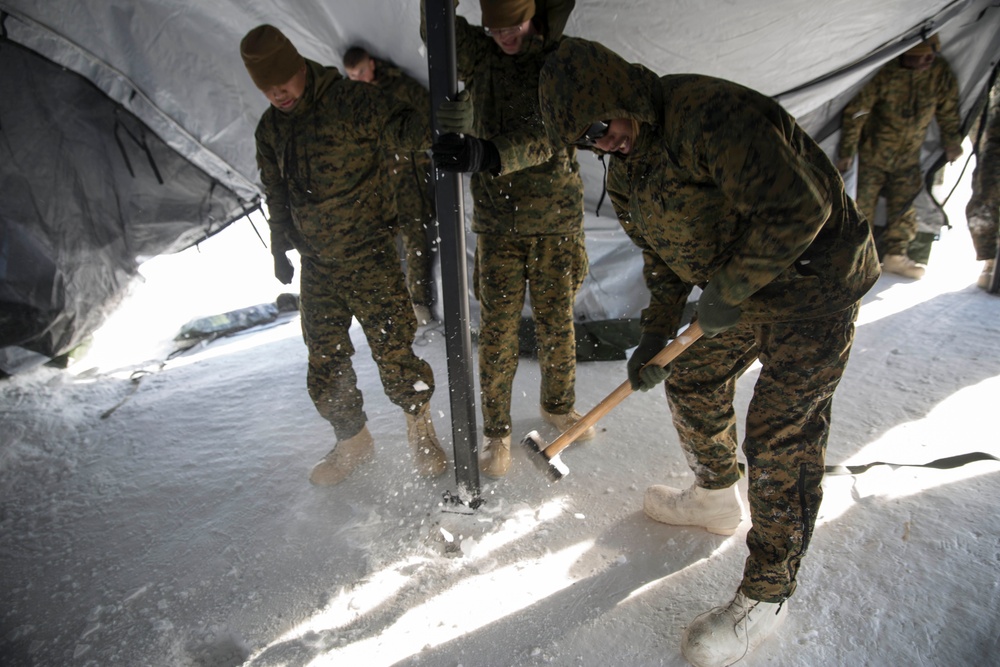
[[299, 244, 434, 442], [390, 153, 436, 306], [965, 193, 999, 261], [474, 232, 588, 438], [855, 159, 922, 257], [664, 303, 859, 602]]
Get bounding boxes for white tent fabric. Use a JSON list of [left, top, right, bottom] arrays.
[[1, 0, 999, 361]]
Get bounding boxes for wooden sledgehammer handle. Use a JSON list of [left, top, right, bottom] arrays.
[[541, 321, 704, 459]]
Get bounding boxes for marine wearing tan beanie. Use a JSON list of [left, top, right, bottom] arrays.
[[480, 0, 536, 29], [240, 24, 305, 89], [905, 33, 941, 57]]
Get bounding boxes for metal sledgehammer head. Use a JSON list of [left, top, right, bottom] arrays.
[[521, 430, 571, 482]]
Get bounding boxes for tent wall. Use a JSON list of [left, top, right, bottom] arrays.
[[0, 39, 245, 361]]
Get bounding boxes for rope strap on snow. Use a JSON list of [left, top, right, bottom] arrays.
[[822, 452, 1000, 475], [736, 452, 1000, 478]]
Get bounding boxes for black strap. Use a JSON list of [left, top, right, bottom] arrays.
[[737, 452, 999, 477], [823, 451, 1000, 476], [595, 153, 607, 217]]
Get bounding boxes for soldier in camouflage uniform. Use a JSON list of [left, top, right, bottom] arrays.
[[343, 46, 437, 323], [966, 75, 1000, 290], [422, 0, 590, 478], [538, 38, 880, 666], [240, 25, 448, 486], [836, 35, 963, 279]]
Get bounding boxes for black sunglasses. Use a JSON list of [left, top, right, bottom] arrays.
[[575, 120, 610, 147]]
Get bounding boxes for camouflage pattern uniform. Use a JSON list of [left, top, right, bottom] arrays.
[[539, 38, 881, 603], [423, 2, 587, 439], [255, 59, 434, 440], [373, 58, 436, 308], [838, 57, 962, 257], [966, 78, 1000, 261]]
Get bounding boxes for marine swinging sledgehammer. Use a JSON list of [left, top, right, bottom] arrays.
[[521, 321, 704, 481]]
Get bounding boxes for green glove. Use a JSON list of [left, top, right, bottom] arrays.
[[697, 279, 742, 338], [437, 90, 473, 135], [627, 334, 671, 392]]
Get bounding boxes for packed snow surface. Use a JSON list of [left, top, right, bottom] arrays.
[[3, 174, 999, 666]]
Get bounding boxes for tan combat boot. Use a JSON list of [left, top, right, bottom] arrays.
[[540, 406, 596, 441], [643, 483, 744, 536], [479, 435, 512, 478], [309, 425, 375, 486], [405, 403, 448, 476], [882, 254, 926, 279], [682, 591, 788, 667], [977, 259, 995, 290]]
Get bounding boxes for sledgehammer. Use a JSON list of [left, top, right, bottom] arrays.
[[521, 321, 704, 482]]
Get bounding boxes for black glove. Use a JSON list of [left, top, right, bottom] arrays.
[[433, 133, 501, 174], [437, 90, 474, 135], [273, 252, 294, 285], [696, 278, 741, 337], [627, 333, 671, 392]]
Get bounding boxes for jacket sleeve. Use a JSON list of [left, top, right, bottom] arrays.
[[838, 72, 881, 159], [396, 74, 433, 127], [701, 113, 833, 306], [347, 82, 431, 153], [935, 61, 963, 152], [254, 122, 296, 255], [490, 111, 559, 175]]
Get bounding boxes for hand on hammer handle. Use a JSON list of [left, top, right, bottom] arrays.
[[541, 321, 704, 459]]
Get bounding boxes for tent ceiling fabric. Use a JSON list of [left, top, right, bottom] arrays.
[[1, 0, 998, 364], [4, 0, 990, 197]]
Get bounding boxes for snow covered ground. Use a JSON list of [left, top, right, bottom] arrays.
[[3, 165, 1000, 666]]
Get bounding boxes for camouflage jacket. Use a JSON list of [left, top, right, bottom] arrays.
[[838, 57, 962, 170], [422, 2, 584, 236], [539, 38, 880, 336], [254, 59, 430, 263]]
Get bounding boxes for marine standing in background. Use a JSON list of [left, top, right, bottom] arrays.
[[343, 46, 438, 324], [836, 34, 963, 279], [424, 0, 591, 478], [240, 24, 448, 485], [966, 75, 1000, 291], [538, 37, 880, 667]]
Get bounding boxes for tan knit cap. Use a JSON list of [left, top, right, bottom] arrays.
[[480, 0, 535, 29], [240, 25, 305, 89], [905, 34, 941, 56]]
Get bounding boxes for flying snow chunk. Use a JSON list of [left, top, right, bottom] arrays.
[[414, 381, 430, 392]]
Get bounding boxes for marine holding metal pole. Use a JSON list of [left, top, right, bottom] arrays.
[[424, 0, 481, 501]]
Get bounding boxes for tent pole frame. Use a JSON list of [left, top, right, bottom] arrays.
[[424, 0, 482, 505]]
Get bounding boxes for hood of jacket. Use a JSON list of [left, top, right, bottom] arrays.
[[538, 37, 661, 148], [286, 58, 341, 117]]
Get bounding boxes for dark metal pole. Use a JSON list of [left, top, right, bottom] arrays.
[[424, 0, 481, 502]]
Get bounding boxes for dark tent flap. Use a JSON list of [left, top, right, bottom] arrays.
[[0, 40, 248, 358]]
